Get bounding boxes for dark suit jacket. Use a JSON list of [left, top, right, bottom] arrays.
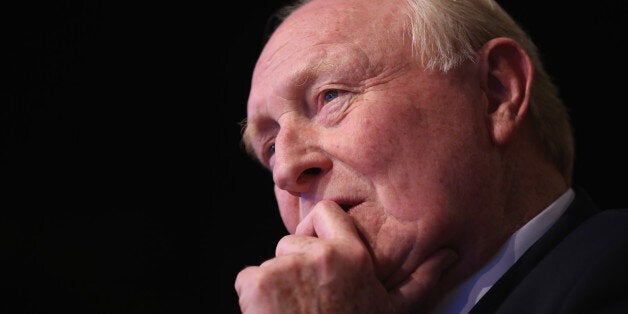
[[469, 187, 628, 314]]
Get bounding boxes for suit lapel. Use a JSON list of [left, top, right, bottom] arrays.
[[469, 187, 599, 313]]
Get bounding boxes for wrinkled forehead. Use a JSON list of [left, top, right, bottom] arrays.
[[263, 0, 406, 59], [252, 0, 409, 84]]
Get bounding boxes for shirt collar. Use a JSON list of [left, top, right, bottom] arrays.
[[430, 188, 575, 314]]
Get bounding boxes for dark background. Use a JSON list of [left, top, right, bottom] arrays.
[[2, 1, 626, 313]]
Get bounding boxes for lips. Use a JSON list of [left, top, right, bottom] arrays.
[[335, 200, 362, 212], [340, 204, 353, 212]]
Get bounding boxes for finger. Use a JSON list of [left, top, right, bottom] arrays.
[[235, 264, 287, 314], [274, 234, 318, 257], [295, 200, 359, 240], [234, 265, 258, 298], [389, 248, 458, 313]]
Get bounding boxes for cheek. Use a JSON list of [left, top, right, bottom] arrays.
[[337, 97, 484, 222], [334, 104, 419, 171], [275, 185, 300, 234]]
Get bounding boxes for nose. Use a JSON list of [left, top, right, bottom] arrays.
[[272, 123, 331, 195]]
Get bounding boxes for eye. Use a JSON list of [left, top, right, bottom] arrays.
[[260, 143, 275, 167], [323, 90, 340, 104]]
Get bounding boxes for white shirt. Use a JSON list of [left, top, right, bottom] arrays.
[[430, 188, 576, 314]]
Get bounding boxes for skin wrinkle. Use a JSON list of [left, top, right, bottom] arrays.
[[379, 217, 425, 290], [245, 53, 332, 164], [298, 162, 375, 217], [247, 44, 410, 169]]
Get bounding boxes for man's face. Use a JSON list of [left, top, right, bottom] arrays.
[[244, 0, 504, 290]]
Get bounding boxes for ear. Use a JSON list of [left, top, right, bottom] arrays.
[[479, 37, 534, 146]]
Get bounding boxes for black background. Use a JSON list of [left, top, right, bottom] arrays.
[[2, 1, 626, 313]]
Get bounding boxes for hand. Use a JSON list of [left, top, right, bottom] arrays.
[[235, 200, 457, 313]]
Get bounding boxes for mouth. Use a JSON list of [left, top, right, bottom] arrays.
[[336, 200, 362, 212]]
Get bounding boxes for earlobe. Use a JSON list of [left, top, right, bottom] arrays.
[[479, 38, 534, 146]]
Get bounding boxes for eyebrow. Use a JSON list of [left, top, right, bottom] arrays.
[[238, 117, 259, 162]]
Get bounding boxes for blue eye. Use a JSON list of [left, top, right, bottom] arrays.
[[323, 90, 339, 103], [268, 144, 275, 156]]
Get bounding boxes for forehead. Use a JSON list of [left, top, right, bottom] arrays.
[[249, 0, 408, 98], [284, 0, 402, 41], [243, 0, 409, 151]]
